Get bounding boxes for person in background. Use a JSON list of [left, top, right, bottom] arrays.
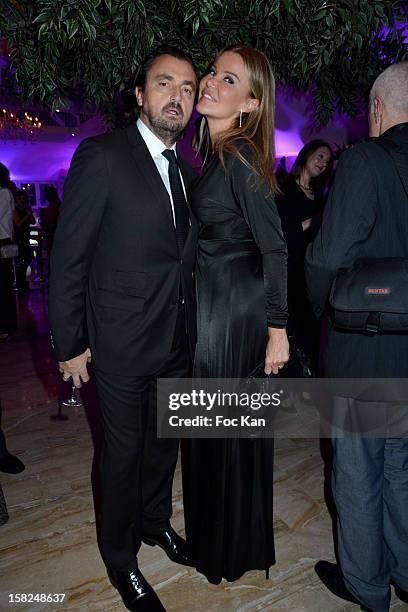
[[0, 162, 17, 340], [305, 62, 408, 612], [40, 185, 61, 260], [275, 155, 288, 182], [6, 180, 19, 199], [13, 190, 34, 291], [276, 140, 333, 370]]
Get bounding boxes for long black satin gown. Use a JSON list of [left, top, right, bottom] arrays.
[[183, 148, 288, 584]]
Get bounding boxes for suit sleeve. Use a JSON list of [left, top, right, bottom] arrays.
[[230, 155, 288, 327], [304, 146, 377, 316], [48, 138, 109, 361]]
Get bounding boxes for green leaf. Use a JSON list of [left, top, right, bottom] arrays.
[[374, 4, 385, 19], [355, 33, 363, 50], [201, 10, 210, 26], [38, 22, 48, 39], [135, 0, 146, 17], [67, 20, 79, 40], [79, 11, 96, 40], [146, 25, 154, 48], [33, 12, 51, 25], [311, 9, 326, 21], [127, 3, 136, 20], [192, 15, 200, 35]]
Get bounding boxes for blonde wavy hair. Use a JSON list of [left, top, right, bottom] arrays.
[[199, 45, 279, 194]]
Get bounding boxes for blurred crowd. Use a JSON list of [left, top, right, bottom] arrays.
[[0, 163, 61, 340]]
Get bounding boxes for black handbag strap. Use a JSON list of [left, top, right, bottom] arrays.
[[374, 138, 408, 199]]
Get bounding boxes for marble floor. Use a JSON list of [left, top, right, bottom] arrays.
[[0, 287, 406, 612]]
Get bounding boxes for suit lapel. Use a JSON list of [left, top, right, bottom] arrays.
[[126, 125, 175, 230], [127, 124, 197, 257]]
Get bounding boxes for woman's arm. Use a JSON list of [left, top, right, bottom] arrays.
[[229, 153, 289, 373]]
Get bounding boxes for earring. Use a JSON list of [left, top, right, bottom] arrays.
[[239, 109, 243, 128]]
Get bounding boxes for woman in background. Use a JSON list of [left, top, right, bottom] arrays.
[[183, 45, 288, 584], [40, 185, 61, 265], [0, 163, 17, 339], [276, 140, 333, 370], [13, 190, 34, 291]]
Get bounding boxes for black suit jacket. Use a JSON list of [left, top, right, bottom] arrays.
[[49, 124, 198, 376], [305, 123, 408, 377]]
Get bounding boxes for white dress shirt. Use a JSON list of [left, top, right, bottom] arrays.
[[137, 118, 187, 225], [0, 187, 14, 240]]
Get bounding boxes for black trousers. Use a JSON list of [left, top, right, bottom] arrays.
[[95, 307, 190, 570]]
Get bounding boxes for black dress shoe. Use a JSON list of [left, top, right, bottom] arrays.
[[315, 561, 368, 609], [142, 526, 195, 567], [107, 567, 165, 612], [0, 453, 25, 474], [392, 580, 408, 603]]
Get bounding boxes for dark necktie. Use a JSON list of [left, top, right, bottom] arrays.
[[162, 149, 189, 258]]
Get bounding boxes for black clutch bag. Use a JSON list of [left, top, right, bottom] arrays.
[[238, 336, 313, 430]]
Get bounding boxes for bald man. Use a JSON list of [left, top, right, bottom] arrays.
[[306, 63, 408, 611]]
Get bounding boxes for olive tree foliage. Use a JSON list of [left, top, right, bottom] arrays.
[[1, 0, 407, 125]]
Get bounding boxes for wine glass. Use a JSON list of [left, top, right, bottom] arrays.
[[61, 385, 83, 408]]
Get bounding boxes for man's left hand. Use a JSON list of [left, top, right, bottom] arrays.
[[59, 348, 92, 388]]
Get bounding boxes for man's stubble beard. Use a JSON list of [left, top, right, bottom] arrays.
[[145, 109, 186, 146]]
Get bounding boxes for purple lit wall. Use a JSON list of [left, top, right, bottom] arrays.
[[0, 116, 103, 182], [2, 141, 77, 182], [0, 91, 369, 183], [275, 87, 368, 156]]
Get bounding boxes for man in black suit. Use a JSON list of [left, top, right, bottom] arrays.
[[305, 62, 408, 612], [49, 46, 198, 611]]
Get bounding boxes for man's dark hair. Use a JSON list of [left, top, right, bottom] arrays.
[[0, 162, 10, 188], [133, 45, 196, 91]]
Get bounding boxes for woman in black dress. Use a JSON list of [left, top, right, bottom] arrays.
[[276, 141, 333, 369], [183, 46, 289, 584]]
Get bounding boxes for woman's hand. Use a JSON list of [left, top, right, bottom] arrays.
[[264, 328, 289, 375]]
